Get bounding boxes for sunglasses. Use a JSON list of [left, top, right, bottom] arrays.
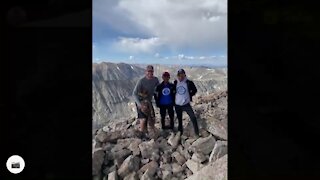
[[147, 70, 154, 72], [163, 75, 170, 78]]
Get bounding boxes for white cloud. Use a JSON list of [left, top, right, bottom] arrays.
[[94, 0, 227, 54], [129, 56, 134, 60], [178, 54, 185, 59], [113, 37, 162, 54], [185, 56, 195, 60]]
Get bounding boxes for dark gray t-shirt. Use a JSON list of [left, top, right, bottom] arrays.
[[133, 76, 159, 106]]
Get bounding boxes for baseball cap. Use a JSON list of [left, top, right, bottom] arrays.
[[177, 69, 186, 75], [162, 71, 170, 77], [146, 65, 154, 71]]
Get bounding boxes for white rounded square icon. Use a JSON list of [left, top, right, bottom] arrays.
[[6, 155, 25, 174]]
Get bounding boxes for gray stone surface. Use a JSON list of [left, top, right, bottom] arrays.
[[123, 172, 138, 180], [107, 170, 118, 180], [205, 117, 227, 140], [185, 159, 205, 174], [168, 132, 181, 148], [172, 151, 187, 165], [209, 141, 228, 162], [92, 149, 105, 175], [189, 135, 216, 155], [192, 152, 207, 163], [139, 139, 159, 159], [118, 155, 140, 178], [186, 155, 227, 180]]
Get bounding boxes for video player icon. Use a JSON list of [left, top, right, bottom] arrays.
[[6, 155, 25, 174]]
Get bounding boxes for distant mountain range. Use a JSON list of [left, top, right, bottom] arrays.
[[92, 62, 227, 129]]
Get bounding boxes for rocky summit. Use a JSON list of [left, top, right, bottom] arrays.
[[92, 90, 227, 180]]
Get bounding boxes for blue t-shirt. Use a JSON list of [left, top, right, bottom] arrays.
[[159, 84, 173, 105]]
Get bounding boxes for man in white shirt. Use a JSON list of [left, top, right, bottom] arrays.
[[174, 69, 200, 138]]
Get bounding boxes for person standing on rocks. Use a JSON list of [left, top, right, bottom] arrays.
[[174, 69, 200, 138], [155, 71, 176, 130], [133, 65, 159, 135]]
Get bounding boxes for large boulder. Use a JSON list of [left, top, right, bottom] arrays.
[[186, 155, 227, 180], [107, 148, 131, 161], [185, 159, 205, 174], [118, 155, 140, 178], [141, 169, 155, 180], [138, 161, 158, 177], [139, 139, 159, 159], [108, 170, 118, 180], [205, 117, 227, 140], [168, 132, 181, 148], [162, 170, 173, 180], [189, 135, 216, 155], [128, 138, 142, 156], [95, 131, 109, 143], [92, 148, 105, 175], [209, 141, 228, 162], [123, 172, 138, 180], [172, 162, 184, 175], [172, 151, 187, 165], [191, 152, 207, 163]]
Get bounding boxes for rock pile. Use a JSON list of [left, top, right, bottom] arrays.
[[92, 91, 228, 180]]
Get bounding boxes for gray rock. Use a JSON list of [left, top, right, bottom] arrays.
[[107, 148, 131, 161], [185, 159, 205, 174], [199, 129, 210, 137], [92, 149, 105, 175], [128, 139, 142, 156], [189, 135, 216, 155], [172, 163, 184, 175], [102, 165, 116, 175], [185, 168, 193, 177], [93, 174, 103, 180], [205, 117, 227, 140], [141, 158, 150, 165], [177, 145, 191, 160], [156, 169, 163, 179], [118, 155, 140, 178], [162, 170, 172, 180], [141, 169, 155, 180], [95, 131, 108, 143], [168, 132, 181, 148], [139, 161, 158, 177], [117, 138, 137, 149], [108, 170, 118, 180], [158, 138, 173, 152], [106, 131, 124, 143], [161, 152, 172, 163], [102, 143, 114, 151], [186, 155, 227, 180], [139, 139, 159, 159], [103, 126, 111, 132], [151, 152, 160, 161], [148, 128, 160, 139], [160, 163, 172, 172], [123, 172, 138, 180], [172, 151, 187, 165], [209, 141, 228, 162], [191, 152, 207, 163]]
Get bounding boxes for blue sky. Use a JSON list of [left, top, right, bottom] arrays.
[[93, 0, 227, 66]]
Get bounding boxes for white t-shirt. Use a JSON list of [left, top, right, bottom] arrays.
[[175, 78, 190, 106]]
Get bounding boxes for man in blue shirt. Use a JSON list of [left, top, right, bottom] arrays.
[[155, 72, 176, 130]]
